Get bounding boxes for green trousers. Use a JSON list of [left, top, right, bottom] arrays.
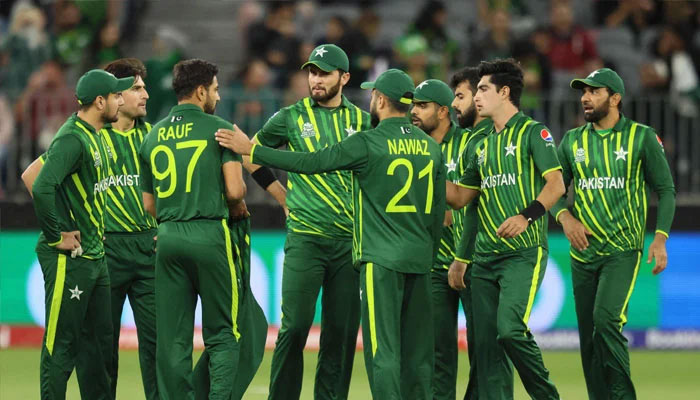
[[471, 247, 559, 400], [268, 232, 360, 400], [37, 251, 112, 400], [104, 229, 158, 400], [155, 219, 241, 400], [572, 250, 641, 400], [360, 262, 433, 400], [193, 217, 268, 400]]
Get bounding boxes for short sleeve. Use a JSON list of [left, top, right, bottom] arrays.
[[529, 125, 562, 177], [255, 109, 289, 148], [458, 146, 482, 190]]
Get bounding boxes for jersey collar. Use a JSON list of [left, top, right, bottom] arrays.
[[502, 111, 525, 132], [472, 118, 493, 134], [169, 103, 204, 114], [442, 121, 458, 144], [377, 116, 410, 127], [307, 94, 353, 109], [587, 113, 630, 135], [103, 118, 147, 136], [72, 113, 98, 135]]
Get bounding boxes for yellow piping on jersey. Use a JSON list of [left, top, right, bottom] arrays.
[[222, 220, 241, 340], [523, 247, 544, 327], [619, 252, 641, 331], [366, 263, 377, 356], [45, 254, 66, 355]]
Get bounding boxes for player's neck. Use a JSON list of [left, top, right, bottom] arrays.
[[178, 98, 205, 111], [316, 93, 343, 108], [112, 114, 136, 132], [491, 104, 518, 133], [592, 109, 620, 131], [472, 115, 486, 128], [429, 120, 451, 144], [77, 109, 105, 132]]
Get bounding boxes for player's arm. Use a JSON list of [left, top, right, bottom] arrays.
[[642, 130, 676, 274], [138, 146, 157, 218], [497, 127, 565, 239], [21, 156, 45, 197], [447, 147, 481, 209], [432, 159, 448, 267], [244, 135, 287, 213], [32, 136, 82, 251]]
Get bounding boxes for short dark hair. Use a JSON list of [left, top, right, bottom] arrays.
[[104, 58, 147, 80], [172, 59, 219, 101], [450, 66, 480, 95], [381, 92, 412, 114], [477, 58, 524, 108], [605, 87, 623, 111]]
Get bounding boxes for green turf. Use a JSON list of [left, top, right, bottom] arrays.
[[1, 349, 698, 399]]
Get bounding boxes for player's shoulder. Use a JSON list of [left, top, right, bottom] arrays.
[[209, 114, 234, 129]]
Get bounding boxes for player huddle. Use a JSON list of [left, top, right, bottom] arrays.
[[25, 43, 674, 400]]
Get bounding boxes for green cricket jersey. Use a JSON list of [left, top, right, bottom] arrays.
[[453, 118, 492, 263], [433, 122, 470, 270], [254, 95, 371, 239], [139, 104, 242, 223], [251, 116, 446, 273], [550, 115, 676, 262], [460, 112, 562, 263], [33, 113, 110, 258], [101, 119, 158, 232]]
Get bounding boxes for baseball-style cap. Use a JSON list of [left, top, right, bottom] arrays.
[[413, 79, 454, 108], [301, 44, 349, 72], [76, 69, 134, 105], [570, 68, 625, 96], [360, 69, 415, 105]]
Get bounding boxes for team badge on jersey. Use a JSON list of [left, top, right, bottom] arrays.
[[93, 151, 102, 168], [575, 148, 586, 163], [300, 122, 315, 138], [477, 149, 485, 165]]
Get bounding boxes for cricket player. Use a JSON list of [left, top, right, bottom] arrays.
[[31, 69, 133, 399], [216, 68, 446, 400], [241, 44, 370, 400], [447, 59, 564, 399], [409, 77, 472, 399], [21, 59, 159, 399], [551, 68, 676, 399], [138, 59, 247, 399]]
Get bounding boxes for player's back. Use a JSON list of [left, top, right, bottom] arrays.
[[140, 104, 239, 223], [353, 117, 446, 273]]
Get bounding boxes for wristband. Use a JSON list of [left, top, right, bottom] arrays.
[[251, 167, 277, 189], [519, 200, 545, 225]]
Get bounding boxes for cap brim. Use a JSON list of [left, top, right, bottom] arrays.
[[360, 81, 375, 90], [114, 76, 135, 92], [570, 78, 605, 90], [301, 60, 336, 72], [412, 96, 433, 103]]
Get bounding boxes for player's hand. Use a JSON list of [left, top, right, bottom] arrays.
[[283, 206, 290, 217], [647, 233, 668, 275], [448, 260, 468, 290], [215, 125, 254, 155], [55, 231, 81, 252], [497, 215, 528, 239], [231, 199, 250, 220], [444, 210, 453, 227], [560, 212, 592, 251]]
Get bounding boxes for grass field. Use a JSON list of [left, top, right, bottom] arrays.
[[1, 349, 698, 399]]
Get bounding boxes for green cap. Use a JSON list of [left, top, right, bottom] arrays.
[[570, 68, 625, 96], [76, 69, 134, 105], [360, 69, 415, 105], [413, 79, 454, 107], [301, 44, 349, 72]]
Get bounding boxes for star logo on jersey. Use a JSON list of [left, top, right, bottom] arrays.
[[614, 146, 628, 161], [345, 127, 357, 136], [69, 285, 83, 301], [300, 122, 315, 138], [575, 148, 586, 163], [446, 160, 457, 173], [505, 142, 517, 156], [416, 80, 429, 90], [314, 47, 328, 57]]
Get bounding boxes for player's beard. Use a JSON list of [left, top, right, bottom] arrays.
[[583, 98, 610, 123], [412, 114, 438, 134], [370, 101, 379, 128], [102, 103, 120, 123], [456, 103, 477, 129], [309, 77, 341, 103], [203, 93, 218, 115]]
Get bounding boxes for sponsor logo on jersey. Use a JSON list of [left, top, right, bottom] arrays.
[[656, 134, 664, 149], [540, 129, 553, 142], [481, 173, 516, 189], [94, 177, 109, 194], [106, 174, 140, 189], [300, 122, 315, 138], [575, 148, 586, 163], [577, 176, 626, 190]]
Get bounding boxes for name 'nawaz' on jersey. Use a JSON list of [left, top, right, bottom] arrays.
[[387, 138, 430, 155]]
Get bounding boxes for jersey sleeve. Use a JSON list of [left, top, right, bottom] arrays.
[[455, 199, 478, 263], [139, 141, 154, 195], [432, 153, 447, 263], [458, 147, 482, 190], [642, 129, 676, 237], [250, 132, 369, 174], [217, 119, 244, 163], [530, 125, 562, 177], [32, 135, 83, 245], [550, 131, 574, 222], [254, 109, 289, 148]]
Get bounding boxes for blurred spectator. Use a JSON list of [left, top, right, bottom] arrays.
[[393, 33, 429, 86], [0, 93, 14, 199], [0, 1, 52, 103], [52, 0, 92, 69], [219, 59, 279, 137], [285, 69, 310, 106], [545, 1, 602, 76], [345, 9, 380, 88], [246, 0, 301, 88], [405, 0, 459, 80], [91, 21, 122, 67], [144, 25, 187, 122], [512, 34, 551, 113], [595, 0, 662, 43], [469, 8, 514, 63]]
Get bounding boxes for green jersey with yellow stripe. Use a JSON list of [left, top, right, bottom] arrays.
[[101, 118, 158, 232], [139, 104, 242, 223], [254, 95, 371, 239], [453, 118, 492, 263], [550, 115, 676, 263], [33, 113, 111, 258], [460, 112, 562, 263]]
